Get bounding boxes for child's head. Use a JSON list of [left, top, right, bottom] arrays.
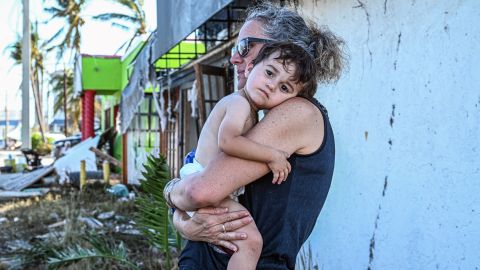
[[253, 41, 318, 98], [243, 24, 346, 109], [243, 42, 317, 110]]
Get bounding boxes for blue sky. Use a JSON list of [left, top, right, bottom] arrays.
[[0, 0, 156, 123]]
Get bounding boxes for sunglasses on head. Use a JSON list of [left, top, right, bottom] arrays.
[[231, 37, 275, 58]]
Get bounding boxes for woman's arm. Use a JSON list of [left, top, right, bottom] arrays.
[[170, 97, 323, 210]]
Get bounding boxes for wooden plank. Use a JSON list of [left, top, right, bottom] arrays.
[[89, 147, 122, 167], [0, 166, 55, 191], [194, 64, 207, 130], [198, 64, 226, 77]]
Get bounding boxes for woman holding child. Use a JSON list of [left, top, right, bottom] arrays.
[[163, 3, 346, 269]]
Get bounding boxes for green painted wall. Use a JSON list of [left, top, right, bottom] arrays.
[[82, 56, 122, 95]]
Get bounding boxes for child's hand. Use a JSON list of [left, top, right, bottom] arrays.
[[268, 150, 291, 184]]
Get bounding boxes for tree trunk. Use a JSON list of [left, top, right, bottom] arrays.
[[64, 68, 68, 136], [30, 72, 46, 143]]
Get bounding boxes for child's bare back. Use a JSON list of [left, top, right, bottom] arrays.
[[194, 91, 257, 167]]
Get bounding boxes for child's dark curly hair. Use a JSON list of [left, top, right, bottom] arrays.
[[252, 24, 346, 98]]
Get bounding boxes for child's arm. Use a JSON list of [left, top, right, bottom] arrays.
[[218, 96, 291, 183]]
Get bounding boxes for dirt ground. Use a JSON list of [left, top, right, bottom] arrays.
[[0, 183, 177, 269]]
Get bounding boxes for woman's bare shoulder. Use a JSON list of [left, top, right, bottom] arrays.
[[269, 97, 320, 118]]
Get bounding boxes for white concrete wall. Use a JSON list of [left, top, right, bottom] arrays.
[[296, 0, 480, 269]]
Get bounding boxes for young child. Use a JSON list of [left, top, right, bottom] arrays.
[[178, 41, 322, 270]]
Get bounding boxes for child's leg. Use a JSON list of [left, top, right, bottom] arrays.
[[219, 198, 262, 270]]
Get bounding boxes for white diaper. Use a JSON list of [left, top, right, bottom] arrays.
[[179, 158, 204, 179]]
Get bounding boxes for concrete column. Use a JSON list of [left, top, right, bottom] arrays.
[[81, 90, 96, 141]]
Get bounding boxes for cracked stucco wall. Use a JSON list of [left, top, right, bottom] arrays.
[[295, 0, 480, 269]]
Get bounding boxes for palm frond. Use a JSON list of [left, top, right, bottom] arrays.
[[63, 24, 75, 48], [43, 0, 87, 58], [112, 22, 131, 31], [91, 0, 147, 38], [73, 29, 81, 52], [135, 154, 178, 268], [8, 41, 22, 64], [114, 0, 137, 10], [92, 13, 137, 23], [43, 7, 63, 16], [45, 27, 65, 46], [123, 35, 139, 54], [46, 233, 139, 270]]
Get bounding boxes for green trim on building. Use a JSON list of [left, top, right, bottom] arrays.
[[80, 39, 206, 175], [155, 41, 206, 69], [81, 40, 205, 96]]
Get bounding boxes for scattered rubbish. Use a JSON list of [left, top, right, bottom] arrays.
[[47, 220, 66, 229], [89, 147, 122, 167], [68, 171, 104, 187], [0, 183, 162, 268], [0, 166, 55, 191], [79, 217, 104, 229], [41, 175, 57, 186], [115, 215, 127, 222], [97, 211, 115, 220], [0, 166, 13, 173], [53, 136, 100, 184], [20, 148, 43, 171], [5, 240, 32, 252], [115, 224, 141, 235], [48, 212, 60, 222], [0, 188, 50, 201], [35, 231, 66, 240], [0, 257, 21, 270], [107, 184, 129, 198]]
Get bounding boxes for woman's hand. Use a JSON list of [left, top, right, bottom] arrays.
[[173, 207, 253, 252]]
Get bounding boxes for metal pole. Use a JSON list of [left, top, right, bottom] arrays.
[[21, 0, 31, 149], [80, 160, 86, 190], [4, 89, 8, 149], [103, 160, 110, 186]]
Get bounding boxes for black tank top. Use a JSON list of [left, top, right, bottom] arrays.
[[239, 97, 335, 269], [178, 98, 335, 270]]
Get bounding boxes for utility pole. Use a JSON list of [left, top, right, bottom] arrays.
[[21, 0, 31, 149]]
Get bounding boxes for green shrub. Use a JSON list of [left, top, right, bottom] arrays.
[[31, 132, 43, 150], [31, 132, 55, 155]]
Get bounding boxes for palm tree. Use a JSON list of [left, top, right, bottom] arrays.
[[7, 22, 47, 142], [49, 69, 101, 135], [49, 69, 81, 134], [44, 0, 87, 58], [92, 0, 147, 52]]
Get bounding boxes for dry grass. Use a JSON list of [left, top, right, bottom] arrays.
[[0, 183, 173, 269]]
